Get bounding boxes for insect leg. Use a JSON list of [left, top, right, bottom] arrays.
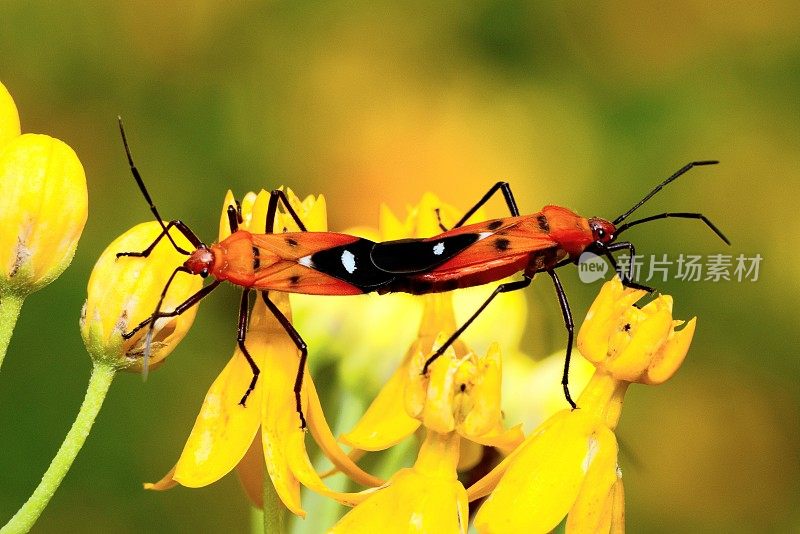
[[117, 118, 201, 254], [226, 205, 239, 233], [261, 291, 309, 429], [615, 212, 730, 245], [547, 269, 577, 410], [450, 181, 521, 229], [421, 276, 532, 374], [600, 245, 654, 292], [265, 190, 308, 233], [123, 277, 222, 339], [116, 220, 201, 258], [236, 288, 261, 407]]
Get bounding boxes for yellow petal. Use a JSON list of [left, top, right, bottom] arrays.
[[331, 431, 468, 534], [606, 308, 673, 381], [565, 426, 619, 534], [469, 423, 525, 456], [301, 193, 328, 232], [466, 411, 565, 502], [255, 295, 308, 517], [172, 349, 263, 488], [218, 190, 237, 241], [284, 431, 375, 508], [421, 346, 460, 434], [577, 277, 646, 365], [610, 471, 625, 534], [474, 410, 599, 533], [0, 81, 21, 148], [247, 190, 270, 233], [341, 356, 420, 451], [457, 343, 503, 439], [643, 317, 696, 384], [329, 468, 468, 534]]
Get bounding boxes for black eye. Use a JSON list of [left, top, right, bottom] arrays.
[[596, 228, 605, 239], [200, 269, 209, 278]]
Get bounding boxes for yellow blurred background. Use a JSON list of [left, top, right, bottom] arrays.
[[0, 2, 797, 532]]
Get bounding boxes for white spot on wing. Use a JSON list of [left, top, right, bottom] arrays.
[[432, 242, 445, 255], [298, 255, 314, 268], [341, 250, 356, 273], [477, 231, 492, 241]]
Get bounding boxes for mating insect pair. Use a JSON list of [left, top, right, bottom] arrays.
[[116, 119, 729, 428]]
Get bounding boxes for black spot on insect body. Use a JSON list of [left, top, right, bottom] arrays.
[[537, 214, 550, 232], [623, 323, 631, 332], [285, 237, 298, 247], [289, 275, 301, 285], [486, 220, 503, 231], [494, 238, 511, 251], [252, 247, 261, 270]]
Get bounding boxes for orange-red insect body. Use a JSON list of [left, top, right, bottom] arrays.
[[374, 206, 616, 295]]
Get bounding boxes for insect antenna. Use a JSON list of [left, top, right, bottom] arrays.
[[117, 117, 200, 255], [612, 160, 719, 225], [615, 211, 730, 245]]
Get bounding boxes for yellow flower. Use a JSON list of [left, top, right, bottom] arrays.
[[335, 194, 524, 466], [0, 82, 87, 296], [472, 276, 696, 534], [300, 335, 513, 532], [329, 431, 468, 534], [145, 189, 381, 516], [577, 276, 696, 385], [81, 222, 203, 370]]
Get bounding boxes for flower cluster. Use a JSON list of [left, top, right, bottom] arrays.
[[143, 190, 381, 515], [89, 186, 699, 532]]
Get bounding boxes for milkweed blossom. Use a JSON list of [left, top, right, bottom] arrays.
[[0, 81, 87, 297], [472, 276, 696, 533], [283, 194, 524, 531], [145, 189, 382, 515], [328, 339, 523, 533], [80, 222, 203, 370]]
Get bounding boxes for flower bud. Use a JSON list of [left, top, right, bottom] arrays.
[[577, 277, 696, 384], [81, 222, 202, 370], [0, 133, 87, 295]]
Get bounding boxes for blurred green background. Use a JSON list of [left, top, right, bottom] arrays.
[[1, 2, 798, 532]]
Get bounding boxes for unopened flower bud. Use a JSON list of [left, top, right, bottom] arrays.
[[81, 222, 202, 370], [0, 133, 87, 295]]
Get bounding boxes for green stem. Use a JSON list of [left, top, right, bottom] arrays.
[[1, 363, 115, 534], [262, 471, 289, 534], [250, 506, 264, 534], [0, 293, 24, 371]]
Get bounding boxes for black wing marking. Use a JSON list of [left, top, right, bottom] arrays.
[[309, 238, 396, 291], [370, 233, 481, 274]]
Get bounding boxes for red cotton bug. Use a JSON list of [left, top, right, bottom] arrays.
[[367, 162, 730, 408], [115, 119, 397, 428]]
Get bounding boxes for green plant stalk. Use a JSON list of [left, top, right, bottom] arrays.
[[1, 363, 115, 534], [0, 292, 24, 371], [263, 470, 289, 534]]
